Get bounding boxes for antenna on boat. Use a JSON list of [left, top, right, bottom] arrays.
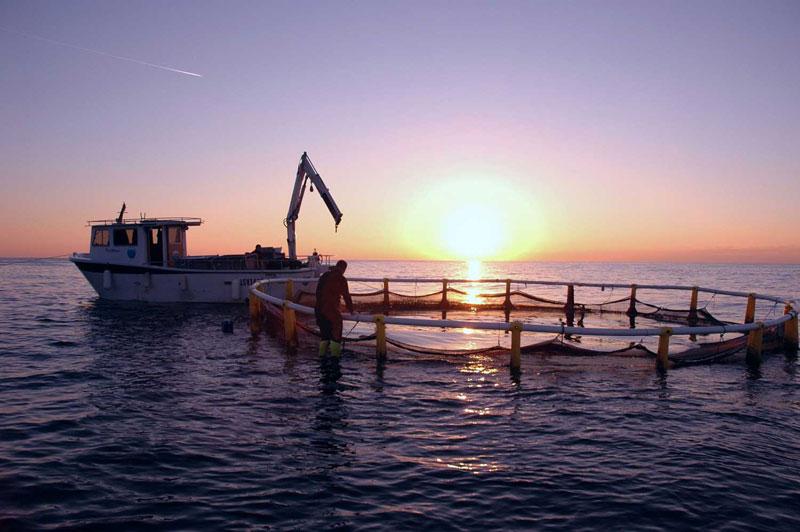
[[116, 202, 126, 224]]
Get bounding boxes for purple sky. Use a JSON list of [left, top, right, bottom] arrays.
[[1, 0, 799, 260]]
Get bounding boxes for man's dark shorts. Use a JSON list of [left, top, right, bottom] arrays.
[[315, 308, 343, 342]]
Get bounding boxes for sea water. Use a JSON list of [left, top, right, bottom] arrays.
[[1, 259, 799, 530]]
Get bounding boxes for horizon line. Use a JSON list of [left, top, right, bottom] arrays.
[[3, 255, 799, 266]]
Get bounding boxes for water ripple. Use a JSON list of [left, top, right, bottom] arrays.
[[1, 260, 800, 529]]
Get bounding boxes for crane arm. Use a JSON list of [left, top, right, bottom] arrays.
[[284, 152, 343, 260]]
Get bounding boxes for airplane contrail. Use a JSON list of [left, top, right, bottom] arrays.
[[0, 26, 203, 78]]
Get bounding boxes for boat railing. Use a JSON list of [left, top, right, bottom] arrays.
[[174, 255, 305, 271], [86, 217, 203, 226]]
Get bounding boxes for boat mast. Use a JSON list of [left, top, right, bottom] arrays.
[[116, 202, 126, 223]]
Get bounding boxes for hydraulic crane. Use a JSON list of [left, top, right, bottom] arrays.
[[284, 152, 343, 261]]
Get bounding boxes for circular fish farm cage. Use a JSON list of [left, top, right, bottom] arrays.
[[249, 277, 799, 372]]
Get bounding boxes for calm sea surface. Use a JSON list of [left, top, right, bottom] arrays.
[[1, 259, 800, 530]]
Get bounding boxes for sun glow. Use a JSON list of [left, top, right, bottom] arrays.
[[441, 204, 505, 260], [398, 173, 546, 261]]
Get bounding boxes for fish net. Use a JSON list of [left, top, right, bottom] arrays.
[[296, 283, 724, 326], [256, 279, 797, 368]]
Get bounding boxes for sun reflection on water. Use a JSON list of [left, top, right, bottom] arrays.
[[466, 259, 482, 280], [463, 260, 484, 306], [459, 355, 499, 376], [434, 456, 503, 473], [463, 406, 493, 416]]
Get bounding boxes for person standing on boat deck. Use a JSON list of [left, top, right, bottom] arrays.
[[315, 260, 354, 357]]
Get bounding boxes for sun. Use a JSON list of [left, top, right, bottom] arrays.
[[400, 173, 545, 261], [441, 204, 505, 259]]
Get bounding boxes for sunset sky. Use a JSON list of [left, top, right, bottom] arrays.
[[1, 1, 799, 262]]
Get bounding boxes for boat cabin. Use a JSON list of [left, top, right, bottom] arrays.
[[87, 217, 201, 267]]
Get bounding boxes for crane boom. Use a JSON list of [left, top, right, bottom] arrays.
[[284, 152, 343, 260]]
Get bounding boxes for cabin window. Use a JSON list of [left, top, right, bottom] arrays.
[[167, 227, 186, 262], [113, 228, 138, 246], [92, 228, 110, 246], [148, 228, 163, 265]]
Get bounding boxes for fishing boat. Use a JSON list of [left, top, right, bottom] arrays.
[[70, 152, 342, 303]]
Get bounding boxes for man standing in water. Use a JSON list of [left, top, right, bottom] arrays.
[[315, 260, 354, 357]]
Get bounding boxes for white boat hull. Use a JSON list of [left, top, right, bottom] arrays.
[[71, 257, 318, 303]]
